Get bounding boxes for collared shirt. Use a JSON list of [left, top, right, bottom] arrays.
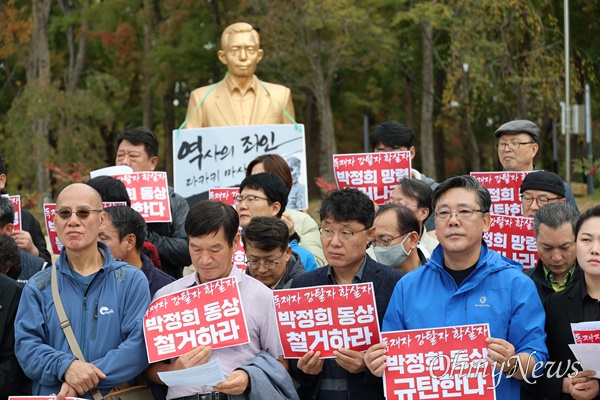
[[581, 277, 600, 322], [153, 265, 283, 399], [326, 256, 367, 284], [544, 264, 576, 292], [224, 74, 258, 125]]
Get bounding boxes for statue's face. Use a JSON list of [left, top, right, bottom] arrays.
[[219, 31, 264, 78]]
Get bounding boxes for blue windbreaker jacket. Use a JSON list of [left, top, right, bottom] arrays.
[[15, 242, 151, 397], [383, 241, 548, 400]]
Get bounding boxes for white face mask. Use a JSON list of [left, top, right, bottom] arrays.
[[373, 234, 412, 267]]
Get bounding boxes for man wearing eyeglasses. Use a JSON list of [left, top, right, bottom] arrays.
[[494, 119, 578, 212], [365, 175, 547, 399], [287, 187, 404, 400], [236, 173, 318, 272], [519, 170, 566, 218], [15, 183, 151, 398], [241, 216, 305, 289]]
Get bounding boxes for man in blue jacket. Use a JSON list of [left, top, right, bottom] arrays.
[[14, 183, 150, 398], [365, 175, 548, 400]]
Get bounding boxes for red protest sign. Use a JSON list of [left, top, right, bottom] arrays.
[[113, 172, 172, 223], [7, 195, 21, 231], [231, 227, 246, 272], [144, 276, 249, 363], [383, 324, 495, 400], [273, 283, 380, 358], [483, 215, 538, 270], [471, 171, 531, 216], [43, 204, 61, 256], [573, 330, 600, 344], [333, 152, 411, 204], [209, 188, 240, 206]]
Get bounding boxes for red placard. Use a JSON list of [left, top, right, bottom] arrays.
[[471, 171, 531, 216], [483, 215, 538, 270], [273, 283, 380, 358], [113, 172, 172, 223], [383, 324, 495, 400], [7, 194, 22, 231], [143, 276, 249, 363], [209, 188, 240, 206], [333, 152, 411, 204], [43, 202, 136, 255], [231, 227, 246, 272], [573, 330, 600, 344]]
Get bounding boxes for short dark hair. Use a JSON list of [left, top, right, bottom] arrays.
[[239, 173, 288, 218], [116, 127, 159, 158], [396, 178, 433, 216], [376, 204, 421, 235], [0, 197, 15, 229], [533, 202, 579, 237], [575, 205, 600, 238], [0, 234, 21, 279], [319, 187, 374, 228], [241, 216, 289, 252], [185, 200, 239, 246], [103, 206, 147, 253], [246, 154, 293, 192], [431, 175, 491, 213], [369, 121, 414, 151], [87, 176, 131, 206]]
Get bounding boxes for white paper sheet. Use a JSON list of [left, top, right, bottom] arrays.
[[157, 358, 225, 387], [568, 344, 600, 378]]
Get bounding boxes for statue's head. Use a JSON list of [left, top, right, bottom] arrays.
[[218, 22, 264, 78]]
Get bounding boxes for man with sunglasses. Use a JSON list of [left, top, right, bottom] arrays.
[[365, 176, 547, 399], [494, 119, 578, 211], [15, 183, 150, 399], [242, 216, 305, 289], [287, 188, 404, 400]]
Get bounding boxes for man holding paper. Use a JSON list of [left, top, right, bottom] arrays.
[[287, 188, 404, 399], [144, 200, 296, 400], [365, 175, 548, 399]]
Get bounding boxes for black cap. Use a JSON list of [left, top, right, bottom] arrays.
[[494, 120, 540, 142], [520, 171, 566, 197]]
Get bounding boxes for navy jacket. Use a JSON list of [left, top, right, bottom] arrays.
[[289, 255, 404, 400]]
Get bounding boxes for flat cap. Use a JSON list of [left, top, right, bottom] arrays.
[[494, 120, 540, 142], [520, 170, 566, 198]]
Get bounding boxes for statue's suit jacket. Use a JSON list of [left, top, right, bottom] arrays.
[[184, 75, 295, 128]]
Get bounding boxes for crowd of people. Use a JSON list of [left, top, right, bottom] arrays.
[[0, 20, 598, 400]]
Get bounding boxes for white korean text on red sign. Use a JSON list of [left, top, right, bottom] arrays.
[[273, 283, 380, 358]]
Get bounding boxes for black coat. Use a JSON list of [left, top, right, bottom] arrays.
[[289, 255, 405, 400], [0, 274, 26, 399], [522, 278, 599, 400]]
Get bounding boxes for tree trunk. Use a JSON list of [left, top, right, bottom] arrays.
[[459, 68, 480, 172], [304, 90, 320, 199], [28, 0, 52, 196], [404, 73, 415, 133], [420, 20, 436, 179], [142, 0, 158, 128], [163, 81, 175, 186], [313, 67, 336, 182], [58, 0, 88, 93]]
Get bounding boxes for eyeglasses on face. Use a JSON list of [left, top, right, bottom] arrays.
[[372, 232, 410, 247], [319, 227, 369, 242], [56, 208, 103, 220], [521, 194, 562, 206], [434, 209, 486, 221], [233, 194, 270, 205], [245, 252, 285, 269], [495, 142, 535, 151]]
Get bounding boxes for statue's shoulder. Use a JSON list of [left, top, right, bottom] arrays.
[[259, 80, 291, 98]]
